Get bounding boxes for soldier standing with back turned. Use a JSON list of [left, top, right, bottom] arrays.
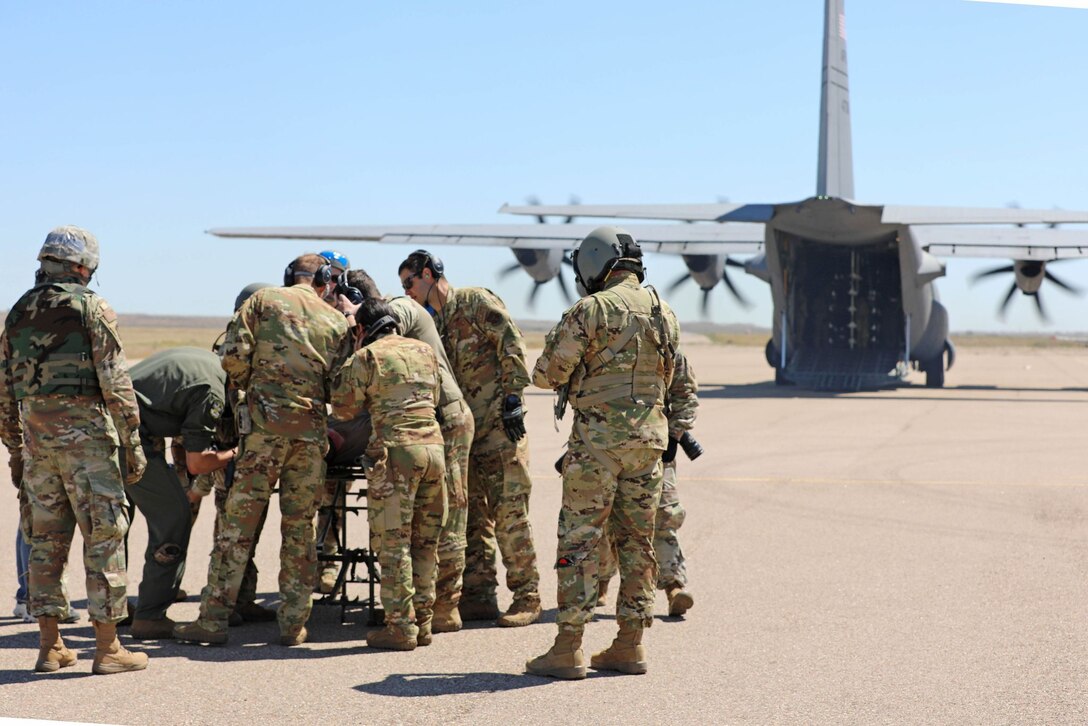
[[399, 250, 542, 628], [175, 253, 350, 647], [0, 226, 149, 674], [526, 226, 682, 679]]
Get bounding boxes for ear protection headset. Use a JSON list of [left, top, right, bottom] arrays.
[[412, 249, 444, 277], [283, 259, 332, 287], [361, 314, 397, 345]]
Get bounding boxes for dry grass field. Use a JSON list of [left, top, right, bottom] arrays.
[[112, 314, 1088, 360]]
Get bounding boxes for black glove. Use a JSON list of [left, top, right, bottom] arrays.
[[554, 453, 566, 474], [502, 394, 526, 442], [662, 436, 679, 464]]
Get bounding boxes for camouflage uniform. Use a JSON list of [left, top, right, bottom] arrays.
[[388, 295, 473, 615], [331, 333, 446, 636], [320, 295, 473, 612], [598, 350, 698, 591], [0, 264, 145, 624], [435, 286, 540, 609], [532, 270, 681, 633], [126, 347, 228, 621], [192, 284, 350, 638]]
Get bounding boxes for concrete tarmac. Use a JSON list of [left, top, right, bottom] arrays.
[[0, 344, 1086, 724]]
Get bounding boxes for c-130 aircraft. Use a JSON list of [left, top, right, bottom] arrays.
[[211, 0, 1088, 391]]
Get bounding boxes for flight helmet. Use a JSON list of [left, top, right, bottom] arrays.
[[38, 225, 100, 271], [234, 282, 274, 312], [571, 226, 645, 294]]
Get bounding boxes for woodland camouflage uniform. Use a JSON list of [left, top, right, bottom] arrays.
[[435, 286, 540, 612], [1, 252, 144, 625]]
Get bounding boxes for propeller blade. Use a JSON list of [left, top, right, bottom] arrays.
[[720, 269, 752, 308], [525, 195, 546, 224], [971, 265, 1016, 283], [500, 262, 523, 279], [563, 195, 581, 224], [556, 272, 573, 303], [725, 257, 746, 269], [998, 282, 1018, 318], [561, 252, 573, 267], [528, 281, 545, 308], [668, 272, 691, 295], [1032, 292, 1049, 322], [700, 289, 711, 317], [1044, 270, 1082, 295]]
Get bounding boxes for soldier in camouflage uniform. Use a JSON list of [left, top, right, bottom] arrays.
[[526, 227, 682, 679], [331, 298, 447, 650], [596, 349, 698, 617], [336, 269, 474, 634], [175, 254, 351, 647], [0, 226, 149, 674], [399, 250, 541, 627], [125, 347, 239, 640]]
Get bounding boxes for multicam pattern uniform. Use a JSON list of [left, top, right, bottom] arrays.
[[0, 271, 144, 623], [532, 270, 681, 631], [388, 296, 473, 613], [435, 287, 539, 607], [598, 350, 698, 590], [196, 284, 350, 635], [331, 333, 446, 635]]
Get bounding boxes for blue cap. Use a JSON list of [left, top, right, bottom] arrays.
[[319, 250, 350, 273]]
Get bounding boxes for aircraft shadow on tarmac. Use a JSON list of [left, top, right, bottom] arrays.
[[698, 382, 1088, 404]]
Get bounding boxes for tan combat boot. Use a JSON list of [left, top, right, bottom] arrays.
[[666, 584, 694, 617], [525, 630, 586, 680], [130, 617, 177, 640], [34, 617, 77, 673], [416, 619, 433, 647], [497, 596, 542, 627], [366, 624, 417, 651], [279, 624, 308, 646], [596, 579, 610, 607], [432, 605, 462, 633], [590, 622, 647, 675], [92, 621, 149, 675], [317, 567, 338, 594]]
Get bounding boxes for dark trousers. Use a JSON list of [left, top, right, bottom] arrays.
[[127, 455, 193, 620]]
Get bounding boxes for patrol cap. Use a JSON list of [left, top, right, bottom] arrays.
[[571, 226, 644, 294], [234, 282, 274, 312], [38, 225, 100, 271]]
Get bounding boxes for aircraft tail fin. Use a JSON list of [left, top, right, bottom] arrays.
[[817, 0, 855, 199]]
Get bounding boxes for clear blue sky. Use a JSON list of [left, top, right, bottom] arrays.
[[3, 1, 1087, 332]]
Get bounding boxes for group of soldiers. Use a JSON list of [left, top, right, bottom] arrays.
[[2, 223, 698, 680]]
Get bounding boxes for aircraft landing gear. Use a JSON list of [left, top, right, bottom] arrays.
[[923, 358, 944, 388]]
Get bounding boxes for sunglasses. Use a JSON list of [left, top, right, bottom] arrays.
[[400, 273, 418, 291]]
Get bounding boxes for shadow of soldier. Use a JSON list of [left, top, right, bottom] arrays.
[[355, 671, 553, 697]]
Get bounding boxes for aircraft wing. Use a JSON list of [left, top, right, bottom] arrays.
[[914, 226, 1088, 260], [207, 223, 765, 254], [883, 205, 1088, 225], [498, 203, 776, 223]]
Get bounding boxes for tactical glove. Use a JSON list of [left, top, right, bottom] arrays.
[[554, 453, 566, 475], [8, 448, 24, 488], [502, 394, 526, 442], [662, 436, 679, 464], [123, 444, 147, 485]]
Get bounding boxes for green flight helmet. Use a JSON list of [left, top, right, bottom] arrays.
[[234, 282, 274, 312], [571, 226, 645, 294], [37, 225, 100, 271]]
